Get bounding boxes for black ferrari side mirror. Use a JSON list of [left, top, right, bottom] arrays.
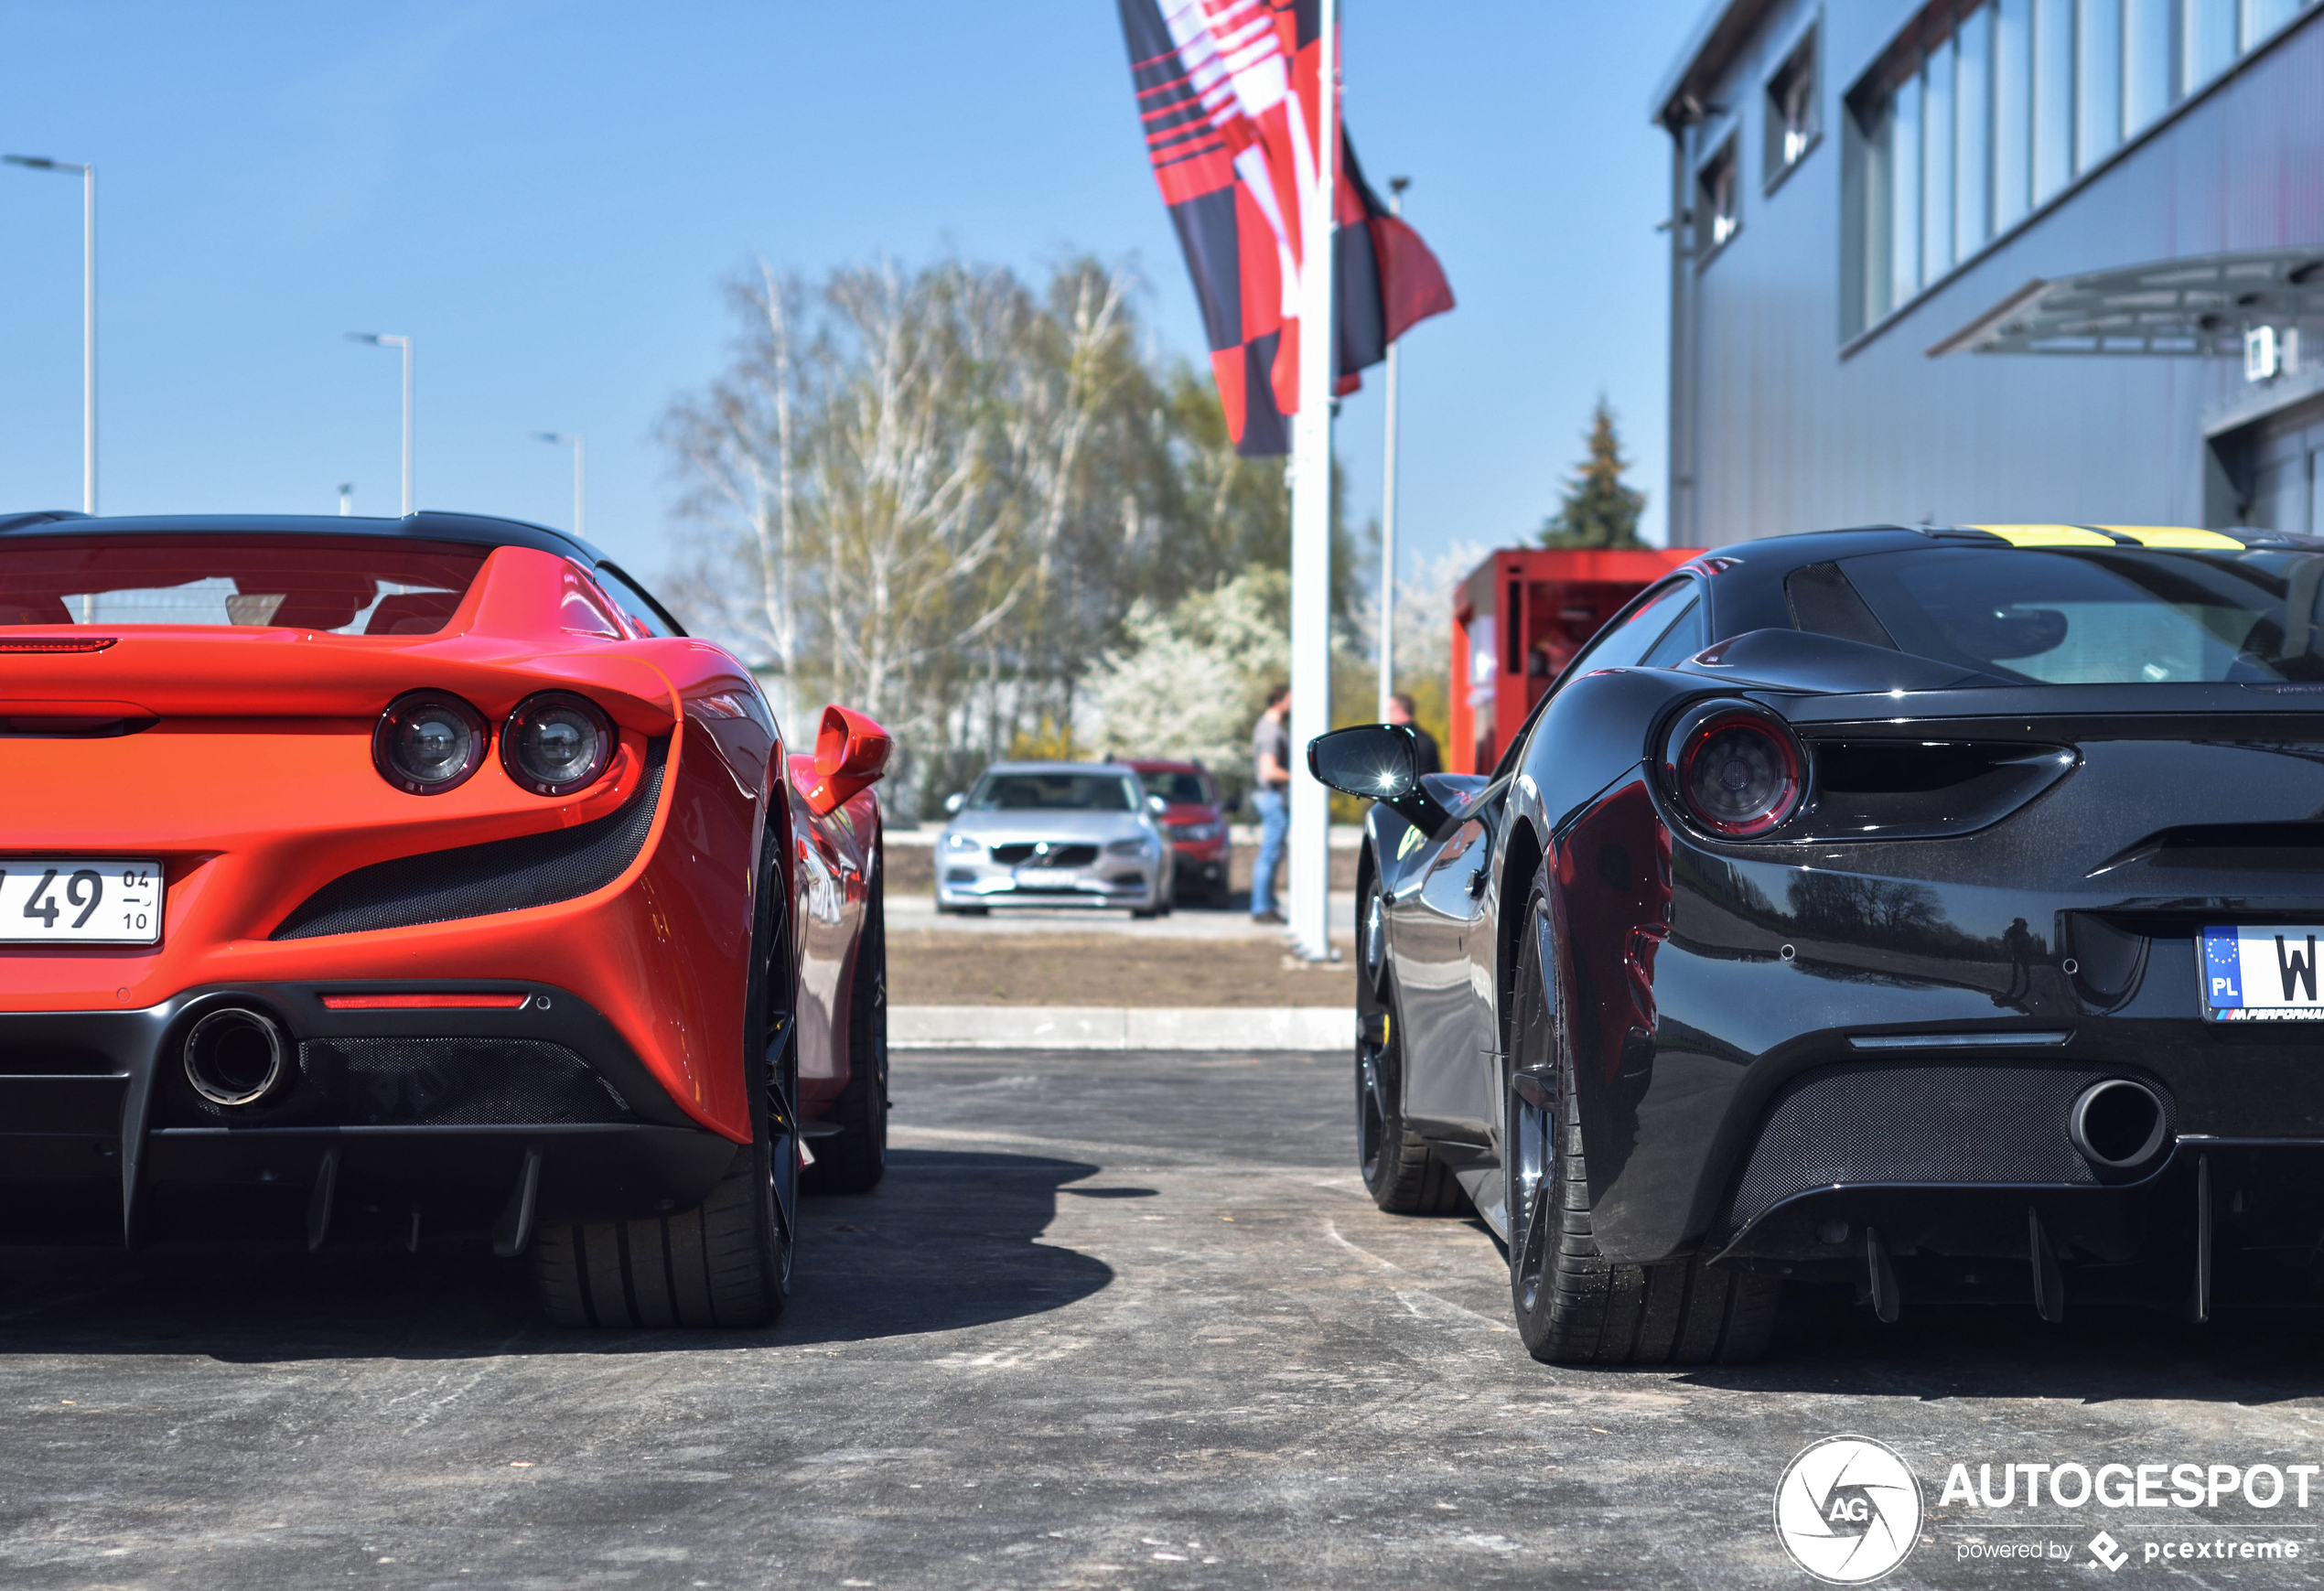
[[1309, 724, 1418, 801], [1308, 724, 1454, 833]]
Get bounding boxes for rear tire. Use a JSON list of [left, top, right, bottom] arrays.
[[803, 864, 888, 1196], [535, 829, 798, 1328], [1506, 892, 1776, 1364], [1356, 978, 1463, 1215]]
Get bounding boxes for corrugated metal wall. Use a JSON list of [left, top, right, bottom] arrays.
[[1671, 2, 2324, 545]]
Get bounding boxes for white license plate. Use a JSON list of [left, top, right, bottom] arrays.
[[1015, 867, 1083, 889], [0, 859, 162, 944], [2202, 924, 2324, 1020]]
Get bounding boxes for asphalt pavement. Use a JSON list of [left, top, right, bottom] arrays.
[[5, 1050, 2324, 1588]]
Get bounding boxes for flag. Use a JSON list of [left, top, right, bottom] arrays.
[[1120, 0, 1454, 457]]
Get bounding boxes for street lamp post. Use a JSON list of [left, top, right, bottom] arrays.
[[5, 155, 96, 514], [347, 333, 414, 515], [533, 433, 586, 539], [1378, 176, 1410, 724]]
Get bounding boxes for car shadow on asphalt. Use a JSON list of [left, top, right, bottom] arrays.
[[1678, 1285, 2324, 1405], [0, 1148, 1112, 1362]]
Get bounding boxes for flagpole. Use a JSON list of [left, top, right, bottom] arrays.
[[1286, 0, 1338, 964], [1379, 177, 1408, 724]]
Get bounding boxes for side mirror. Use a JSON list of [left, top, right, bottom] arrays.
[[1146, 793, 1167, 813], [944, 791, 966, 815], [801, 704, 891, 816], [1308, 724, 1419, 801], [1307, 723, 1448, 833]]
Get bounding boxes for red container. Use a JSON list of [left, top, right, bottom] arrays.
[[1447, 546, 1704, 774]]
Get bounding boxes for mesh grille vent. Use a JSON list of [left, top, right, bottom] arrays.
[[272, 738, 666, 939], [298, 1037, 632, 1126], [1716, 1061, 2176, 1241], [988, 842, 1099, 866]]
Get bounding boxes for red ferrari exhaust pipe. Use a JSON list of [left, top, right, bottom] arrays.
[[182, 1006, 294, 1109]]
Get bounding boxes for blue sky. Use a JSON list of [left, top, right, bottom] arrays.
[[0, 2, 1702, 590]]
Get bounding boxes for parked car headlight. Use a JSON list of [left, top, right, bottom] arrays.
[[1106, 835, 1159, 858], [942, 833, 982, 853], [1166, 821, 1223, 842]]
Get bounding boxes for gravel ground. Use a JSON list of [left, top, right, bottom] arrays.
[[889, 931, 1357, 1006], [3, 1049, 2322, 1589]]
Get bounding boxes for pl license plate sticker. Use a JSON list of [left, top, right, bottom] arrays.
[[2202, 925, 2324, 1020], [0, 860, 162, 945]]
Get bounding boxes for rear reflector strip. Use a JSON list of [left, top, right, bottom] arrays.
[[1847, 1030, 2072, 1050], [0, 637, 116, 654], [318, 993, 530, 1011]]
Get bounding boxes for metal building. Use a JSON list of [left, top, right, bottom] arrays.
[[1652, 0, 2324, 545]]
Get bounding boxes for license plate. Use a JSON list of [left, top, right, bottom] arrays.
[[1015, 867, 1082, 888], [2202, 924, 2324, 1020], [0, 860, 162, 945]]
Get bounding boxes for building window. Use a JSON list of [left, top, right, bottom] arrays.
[[1764, 27, 1821, 187], [1699, 134, 1740, 258], [1849, 0, 2322, 331]]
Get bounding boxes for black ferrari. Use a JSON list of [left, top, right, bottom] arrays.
[[1314, 523, 2324, 1364]]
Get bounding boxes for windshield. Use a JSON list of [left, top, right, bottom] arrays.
[[969, 771, 1139, 812], [1828, 547, 2324, 683], [1138, 769, 1214, 806], [0, 536, 489, 635]]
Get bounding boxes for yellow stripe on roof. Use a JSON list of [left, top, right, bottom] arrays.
[[2093, 524, 2245, 549], [1964, 524, 2114, 546]]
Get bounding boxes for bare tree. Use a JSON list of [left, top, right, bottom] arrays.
[[663, 254, 1224, 811], [659, 260, 807, 723]]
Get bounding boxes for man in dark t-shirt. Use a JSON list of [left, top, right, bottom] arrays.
[[1388, 693, 1441, 777]]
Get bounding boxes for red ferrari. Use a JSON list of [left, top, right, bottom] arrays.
[[0, 511, 891, 1329]]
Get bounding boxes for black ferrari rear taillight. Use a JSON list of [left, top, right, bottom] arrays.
[[1669, 706, 1802, 838], [501, 692, 614, 797], [373, 691, 489, 795]]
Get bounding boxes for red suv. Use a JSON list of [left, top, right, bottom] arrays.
[[1128, 760, 1231, 908]]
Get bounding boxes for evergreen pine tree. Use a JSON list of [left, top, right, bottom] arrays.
[[1540, 398, 1647, 549]]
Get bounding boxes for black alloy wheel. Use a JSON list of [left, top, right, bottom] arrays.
[[1355, 974, 1462, 1215], [1505, 883, 1777, 1364], [1504, 903, 1563, 1329], [533, 825, 796, 1327], [803, 860, 888, 1195], [1361, 872, 1391, 993]]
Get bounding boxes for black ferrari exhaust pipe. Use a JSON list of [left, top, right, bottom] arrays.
[[182, 1006, 293, 1108], [2070, 1079, 2168, 1174]]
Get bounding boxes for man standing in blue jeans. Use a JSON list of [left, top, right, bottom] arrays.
[[1248, 683, 1292, 924]]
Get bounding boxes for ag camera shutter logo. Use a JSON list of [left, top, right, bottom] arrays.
[[1773, 1435, 1923, 1584]]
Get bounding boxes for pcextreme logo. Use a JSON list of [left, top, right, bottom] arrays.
[[1773, 1435, 1924, 1584]]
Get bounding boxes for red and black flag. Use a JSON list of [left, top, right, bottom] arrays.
[[1120, 0, 1454, 457]]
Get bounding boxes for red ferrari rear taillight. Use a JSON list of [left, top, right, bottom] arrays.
[[500, 692, 613, 797], [373, 690, 490, 795], [1671, 706, 1803, 838]]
